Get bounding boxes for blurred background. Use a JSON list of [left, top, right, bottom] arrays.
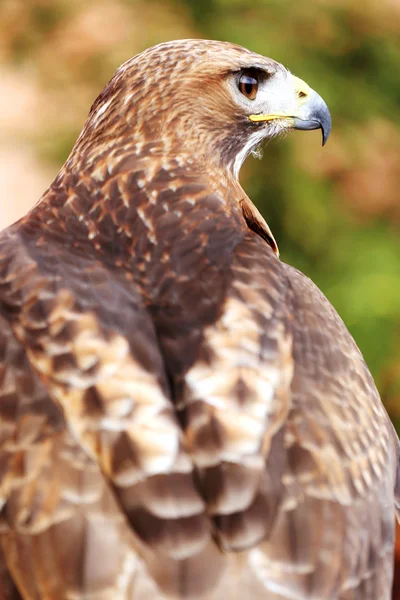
[[0, 0, 400, 595]]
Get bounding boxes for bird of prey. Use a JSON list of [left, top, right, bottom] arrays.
[[0, 39, 398, 600]]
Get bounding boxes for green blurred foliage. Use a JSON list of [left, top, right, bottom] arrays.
[[1, 0, 399, 423]]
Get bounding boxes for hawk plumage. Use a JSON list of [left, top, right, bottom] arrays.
[[0, 39, 398, 600]]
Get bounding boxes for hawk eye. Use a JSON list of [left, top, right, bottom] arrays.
[[238, 71, 259, 100]]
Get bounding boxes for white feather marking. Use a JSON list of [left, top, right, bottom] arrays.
[[91, 98, 112, 126], [122, 91, 136, 106], [137, 207, 153, 230], [116, 552, 137, 599], [233, 130, 266, 179]]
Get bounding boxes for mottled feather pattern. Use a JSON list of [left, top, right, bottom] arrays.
[[254, 268, 397, 598], [0, 39, 398, 600]]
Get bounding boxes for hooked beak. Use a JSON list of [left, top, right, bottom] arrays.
[[249, 75, 332, 146]]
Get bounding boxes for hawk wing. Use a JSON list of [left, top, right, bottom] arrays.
[[0, 197, 293, 599], [0, 192, 398, 600], [254, 262, 399, 599], [0, 228, 162, 599]]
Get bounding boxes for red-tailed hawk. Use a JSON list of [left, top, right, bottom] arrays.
[[0, 39, 398, 600]]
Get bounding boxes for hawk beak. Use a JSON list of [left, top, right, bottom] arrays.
[[291, 76, 331, 146], [249, 75, 331, 146]]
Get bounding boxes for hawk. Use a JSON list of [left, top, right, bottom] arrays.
[[0, 39, 398, 600]]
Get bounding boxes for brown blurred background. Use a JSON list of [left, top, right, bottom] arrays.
[[1, 0, 400, 596]]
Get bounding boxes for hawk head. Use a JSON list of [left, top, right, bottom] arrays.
[[81, 39, 331, 179]]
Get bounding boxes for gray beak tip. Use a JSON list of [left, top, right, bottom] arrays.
[[321, 113, 331, 147], [293, 90, 332, 147]]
